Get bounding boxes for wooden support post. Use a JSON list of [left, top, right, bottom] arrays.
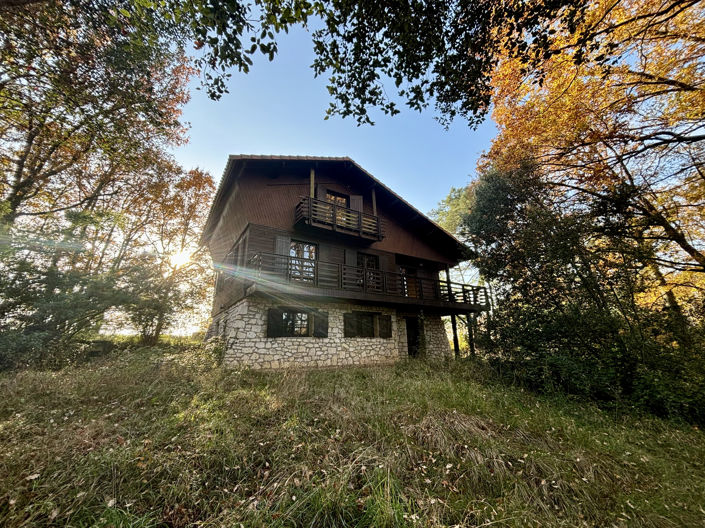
[[450, 314, 460, 359], [467, 313, 476, 356], [309, 168, 315, 198], [371, 187, 377, 216], [446, 266, 460, 358]]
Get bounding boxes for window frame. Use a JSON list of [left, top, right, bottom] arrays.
[[325, 190, 350, 208], [344, 311, 393, 339], [289, 240, 317, 283], [267, 307, 328, 338]]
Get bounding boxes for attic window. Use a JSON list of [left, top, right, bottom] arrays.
[[326, 190, 349, 208]]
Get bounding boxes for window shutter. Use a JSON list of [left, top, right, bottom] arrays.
[[274, 235, 290, 276], [275, 235, 290, 256], [316, 184, 327, 200], [349, 195, 363, 212], [344, 249, 357, 267], [313, 311, 329, 337], [343, 313, 357, 337], [378, 315, 392, 338], [267, 308, 283, 337]]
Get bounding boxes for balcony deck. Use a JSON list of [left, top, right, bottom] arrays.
[[245, 252, 489, 313], [295, 196, 383, 240]]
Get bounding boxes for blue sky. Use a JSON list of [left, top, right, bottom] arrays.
[[172, 26, 497, 215]]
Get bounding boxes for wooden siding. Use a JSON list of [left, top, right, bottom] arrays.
[[207, 167, 456, 265], [206, 162, 471, 315], [212, 223, 460, 314]]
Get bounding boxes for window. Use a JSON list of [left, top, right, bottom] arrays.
[[357, 253, 379, 270], [343, 311, 393, 338], [326, 190, 350, 208], [289, 240, 317, 282], [285, 311, 309, 337], [267, 308, 328, 338]]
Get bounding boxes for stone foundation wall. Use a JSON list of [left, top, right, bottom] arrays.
[[423, 315, 453, 359], [208, 297, 452, 369]]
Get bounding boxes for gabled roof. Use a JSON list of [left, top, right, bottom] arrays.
[[200, 155, 467, 261]]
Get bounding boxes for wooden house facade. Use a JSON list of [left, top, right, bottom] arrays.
[[201, 155, 489, 369]]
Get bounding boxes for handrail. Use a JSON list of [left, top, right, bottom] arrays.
[[295, 196, 383, 239], [246, 251, 489, 308]]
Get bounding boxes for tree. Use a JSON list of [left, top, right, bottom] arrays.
[[488, 0, 705, 272], [0, 1, 192, 226], [121, 168, 215, 344], [462, 161, 705, 421]]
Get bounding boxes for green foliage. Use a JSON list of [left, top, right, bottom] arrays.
[[1, 347, 703, 527], [463, 163, 705, 423]]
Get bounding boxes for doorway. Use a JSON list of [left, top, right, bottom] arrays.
[[405, 316, 421, 357]]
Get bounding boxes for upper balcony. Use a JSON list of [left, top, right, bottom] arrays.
[[245, 252, 489, 313], [295, 196, 384, 241]]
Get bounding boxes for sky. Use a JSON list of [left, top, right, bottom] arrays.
[[172, 26, 498, 215]]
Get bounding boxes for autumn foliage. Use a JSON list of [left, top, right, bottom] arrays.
[[458, 0, 705, 421]]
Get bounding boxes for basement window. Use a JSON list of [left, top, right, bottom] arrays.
[[267, 307, 328, 338], [343, 311, 392, 339]]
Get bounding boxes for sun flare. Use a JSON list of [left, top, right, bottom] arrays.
[[169, 250, 191, 268]]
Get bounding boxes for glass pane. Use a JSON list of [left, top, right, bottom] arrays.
[[358, 313, 375, 337], [289, 241, 317, 282], [326, 191, 349, 208], [283, 311, 309, 337]]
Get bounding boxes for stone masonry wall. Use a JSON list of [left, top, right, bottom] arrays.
[[209, 297, 453, 369], [423, 314, 453, 359]]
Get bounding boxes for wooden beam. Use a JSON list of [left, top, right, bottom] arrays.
[[371, 187, 377, 216], [467, 313, 476, 356], [446, 267, 460, 358], [309, 168, 315, 198]]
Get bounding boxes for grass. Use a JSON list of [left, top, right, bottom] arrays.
[[0, 344, 704, 527]]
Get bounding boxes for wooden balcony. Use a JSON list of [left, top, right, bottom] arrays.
[[295, 196, 383, 240], [246, 252, 489, 312]]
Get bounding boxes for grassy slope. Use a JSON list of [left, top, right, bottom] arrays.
[[0, 346, 703, 527]]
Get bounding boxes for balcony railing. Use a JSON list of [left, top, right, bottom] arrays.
[[295, 196, 383, 240], [247, 252, 489, 309]]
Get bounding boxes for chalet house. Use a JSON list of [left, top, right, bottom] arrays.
[[201, 155, 488, 369]]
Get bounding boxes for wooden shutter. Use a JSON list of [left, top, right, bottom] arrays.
[[343, 313, 357, 337], [316, 184, 327, 200], [267, 308, 283, 337], [313, 311, 328, 337], [344, 249, 357, 267], [378, 315, 392, 339], [275, 235, 290, 255], [349, 195, 363, 212], [274, 235, 290, 276]]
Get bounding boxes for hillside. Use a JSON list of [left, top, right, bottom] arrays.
[[0, 345, 703, 527]]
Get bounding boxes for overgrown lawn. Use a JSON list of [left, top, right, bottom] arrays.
[[0, 345, 703, 527]]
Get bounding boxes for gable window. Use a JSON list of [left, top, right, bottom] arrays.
[[343, 311, 393, 339], [289, 240, 317, 282], [326, 190, 350, 208], [267, 307, 328, 338]]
